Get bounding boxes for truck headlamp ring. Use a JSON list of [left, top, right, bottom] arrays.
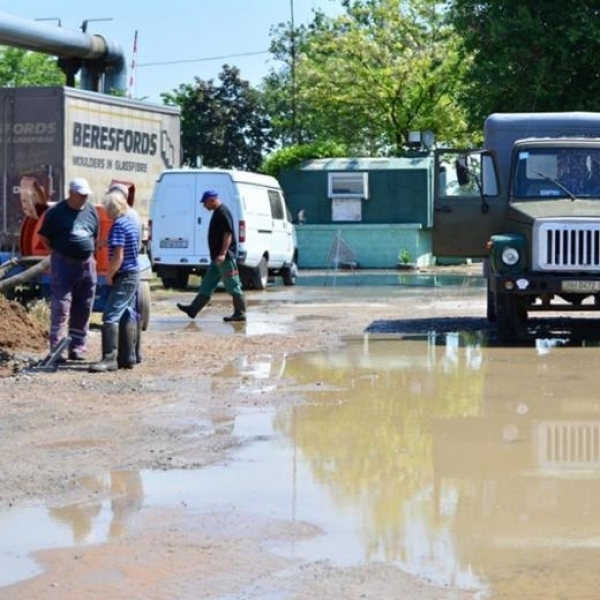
[[501, 246, 520, 266]]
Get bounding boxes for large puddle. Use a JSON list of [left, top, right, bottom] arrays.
[[4, 332, 600, 596]]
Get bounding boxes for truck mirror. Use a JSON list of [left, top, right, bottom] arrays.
[[455, 157, 471, 186]]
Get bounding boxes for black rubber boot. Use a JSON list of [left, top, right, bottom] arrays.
[[177, 293, 210, 319], [135, 315, 142, 364], [223, 295, 247, 322], [117, 316, 137, 369], [89, 324, 119, 372]]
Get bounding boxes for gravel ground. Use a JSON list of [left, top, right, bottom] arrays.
[[0, 270, 484, 600]]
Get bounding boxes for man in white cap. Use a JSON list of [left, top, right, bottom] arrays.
[[38, 177, 99, 361]]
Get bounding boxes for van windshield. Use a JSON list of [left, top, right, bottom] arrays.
[[512, 147, 600, 200]]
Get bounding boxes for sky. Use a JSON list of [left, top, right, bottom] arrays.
[[0, 0, 341, 103]]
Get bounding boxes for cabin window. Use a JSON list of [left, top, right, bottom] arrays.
[[328, 172, 369, 199]]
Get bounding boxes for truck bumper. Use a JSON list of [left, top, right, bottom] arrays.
[[489, 272, 600, 296]]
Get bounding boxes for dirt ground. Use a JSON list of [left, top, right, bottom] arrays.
[[0, 274, 481, 600]]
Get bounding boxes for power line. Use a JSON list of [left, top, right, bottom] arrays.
[[137, 50, 270, 68]]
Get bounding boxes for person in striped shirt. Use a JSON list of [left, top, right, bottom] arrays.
[[89, 190, 140, 372]]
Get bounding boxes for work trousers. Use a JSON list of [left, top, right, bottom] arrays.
[[198, 256, 244, 298], [49, 252, 97, 353]]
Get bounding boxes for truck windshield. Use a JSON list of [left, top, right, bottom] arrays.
[[512, 147, 600, 199]]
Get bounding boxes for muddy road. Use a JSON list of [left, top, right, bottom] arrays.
[[2, 268, 600, 599]]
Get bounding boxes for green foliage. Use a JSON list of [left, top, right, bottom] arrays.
[[397, 248, 413, 264], [448, 0, 600, 130], [162, 65, 275, 171], [263, 0, 471, 153], [0, 47, 64, 87], [261, 141, 348, 178]]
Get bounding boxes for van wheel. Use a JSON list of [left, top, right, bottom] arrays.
[[252, 257, 269, 290], [174, 271, 189, 290], [161, 277, 175, 289], [161, 271, 189, 290], [282, 263, 298, 286]]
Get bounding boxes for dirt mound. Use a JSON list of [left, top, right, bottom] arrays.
[[0, 296, 48, 374]]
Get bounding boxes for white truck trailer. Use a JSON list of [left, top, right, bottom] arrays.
[[0, 85, 181, 253], [0, 86, 181, 324]]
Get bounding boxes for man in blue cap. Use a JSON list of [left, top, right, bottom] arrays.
[[177, 189, 247, 321]]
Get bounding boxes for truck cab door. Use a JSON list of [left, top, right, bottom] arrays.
[[433, 149, 505, 258]]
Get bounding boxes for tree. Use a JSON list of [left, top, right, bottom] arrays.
[[448, 0, 600, 130], [0, 47, 64, 87], [162, 65, 275, 171], [263, 0, 471, 155]]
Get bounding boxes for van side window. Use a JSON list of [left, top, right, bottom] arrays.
[[268, 190, 285, 220]]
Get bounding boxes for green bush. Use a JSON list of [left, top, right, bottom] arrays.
[[261, 141, 348, 178]]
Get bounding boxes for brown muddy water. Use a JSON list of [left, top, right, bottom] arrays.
[[3, 327, 600, 597]]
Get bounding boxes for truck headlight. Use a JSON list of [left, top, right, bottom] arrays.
[[501, 246, 520, 266]]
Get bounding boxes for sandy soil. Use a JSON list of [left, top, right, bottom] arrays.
[[0, 274, 480, 600]]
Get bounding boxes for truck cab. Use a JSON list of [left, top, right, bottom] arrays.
[[434, 112, 600, 341]]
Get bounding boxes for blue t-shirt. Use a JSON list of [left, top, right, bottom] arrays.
[[109, 215, 139, 273], [38, 200, 99, 259]]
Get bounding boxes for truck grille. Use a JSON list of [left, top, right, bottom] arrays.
[[534, 220, 600, 270], [537, 421, 600, 468]]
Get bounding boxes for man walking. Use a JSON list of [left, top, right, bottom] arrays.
[[177, 189, 247, 322]]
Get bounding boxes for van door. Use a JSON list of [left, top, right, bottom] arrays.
[[236, 183, 270, 267], [151, 173, 202, 265], [267, 188, 293, 266]]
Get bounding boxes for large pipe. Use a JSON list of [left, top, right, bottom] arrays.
[[0, 12, 127, 94]]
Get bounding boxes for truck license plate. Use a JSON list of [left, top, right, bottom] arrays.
[[561, 280, 600, 292]]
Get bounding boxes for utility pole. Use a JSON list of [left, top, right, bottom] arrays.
[[290, 0, 297, 144]]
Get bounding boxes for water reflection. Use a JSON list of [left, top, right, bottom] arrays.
[[272, 334, 600, 595], [48, 471, 143, 542], [4, 334, 600, 597], [0, 471, 143, 587]]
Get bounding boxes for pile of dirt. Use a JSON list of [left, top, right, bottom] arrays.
[[0, 295, 48, 374]]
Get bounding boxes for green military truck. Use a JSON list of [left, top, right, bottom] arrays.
[[434, 112, 600, 340]]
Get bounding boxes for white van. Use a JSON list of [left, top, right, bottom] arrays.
[[149, 169, 298, 290]]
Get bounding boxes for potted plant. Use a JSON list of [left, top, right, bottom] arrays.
[[397, 249, 418, 270]]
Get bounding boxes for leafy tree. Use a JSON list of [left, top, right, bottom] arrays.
[[263, 0, 471, 154], [0, 46, 64, 86], [162, 65, 275, 171], [448, 0, 600, 130]]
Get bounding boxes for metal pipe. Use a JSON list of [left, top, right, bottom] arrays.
[[0, 12, 127, 93]]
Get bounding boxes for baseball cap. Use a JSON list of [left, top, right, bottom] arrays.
[[200, 189, 218, 203], [69, 177, 92, 196]]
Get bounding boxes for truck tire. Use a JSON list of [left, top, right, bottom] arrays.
[[495, 292, 526, 341], [138, 280, 151, 331], [486, 281, 496, 322], [281, 262, 298, 286]]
